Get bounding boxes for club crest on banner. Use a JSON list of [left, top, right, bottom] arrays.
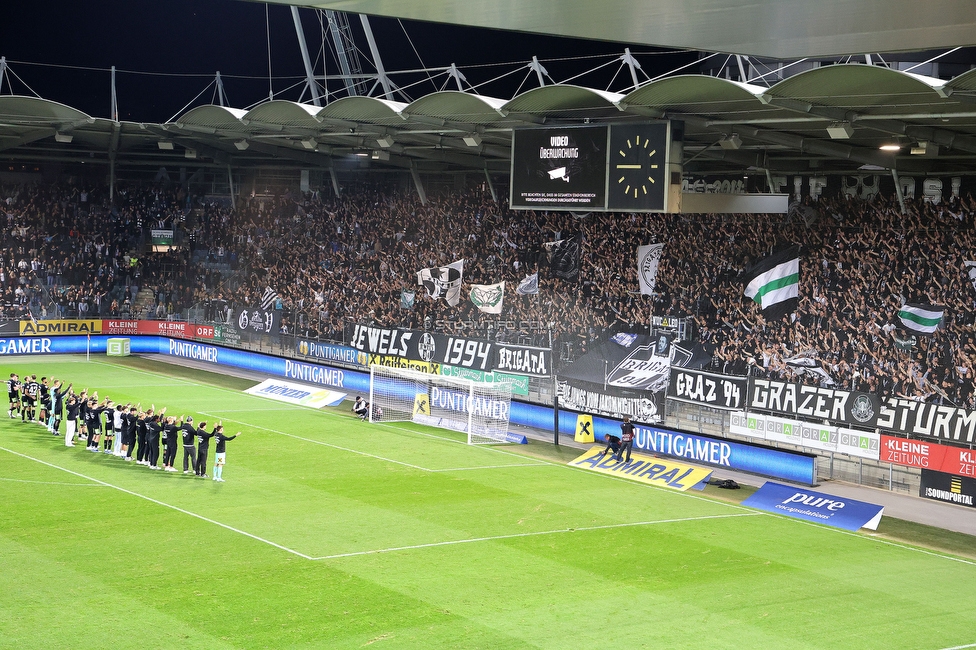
[[637, 243, 664, 295], [470, 282, 505, 314]]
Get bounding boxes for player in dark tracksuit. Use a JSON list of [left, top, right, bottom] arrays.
[[194, 423, 215, 477], [122, 406, 138, 460], [65, 395, 81, 446], [181, 417, 198, 474], [38, 378, 52, 430], [7, 373, 21, 419], [135, 408, 152, 464], [50, 380, 71, 437], [145, 414, 163, 469], [162, 416, 180, 471], [86, 399, 110, 451]]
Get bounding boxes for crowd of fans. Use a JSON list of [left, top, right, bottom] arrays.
[[3, 178, 976, 409]]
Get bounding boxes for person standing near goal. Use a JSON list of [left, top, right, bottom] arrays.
[[615, 416, 636, 463], [212, 425, 240, 482]]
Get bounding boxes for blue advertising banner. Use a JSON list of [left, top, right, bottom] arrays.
[[742, 482, 884, 531], [296, 339, 365, 366]]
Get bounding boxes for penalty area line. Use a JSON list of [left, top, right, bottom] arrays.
[[940, 644, 976, 650], [0, 446, 313, 561], [311, 512, 761, 560]]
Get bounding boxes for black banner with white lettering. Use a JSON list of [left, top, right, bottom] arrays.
[[919, 469, 976, 508], [346, 323, 552, 376], [747, 378, 881, 429], [556, 380, 665, 424], [235, 308, 281, 334], [668, 368, 748, 410]]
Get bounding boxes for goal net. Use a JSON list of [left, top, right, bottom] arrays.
[[368, 364, 515, 445]]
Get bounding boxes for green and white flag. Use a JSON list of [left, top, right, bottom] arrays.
[[898, 303, 944, 335], [400, 289, 415, 310], [470, 281, 505, 314], [742, 246, 800, 320]]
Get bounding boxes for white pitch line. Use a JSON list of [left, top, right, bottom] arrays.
[[939, 644, 976, 650], [428, 463, 548, 472], [0, 476, 108, 487], [311, 512, 762, 560], [0, 446, 313, 560], [200, 412, 544, 474]]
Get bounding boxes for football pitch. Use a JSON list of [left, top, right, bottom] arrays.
[[2, 356, 976, 649]]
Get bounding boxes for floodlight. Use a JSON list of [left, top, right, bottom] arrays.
[[371, 150, 390, 161], [54, 132, 73, 144], [826, 122, 854, 139], [234, 140, 249, 151], [301, 138, 317, 150], [462, 134, 483, 147], [719, 134, 741, 150], [376, 136, 395, 148], [157, 141, 174, 150]]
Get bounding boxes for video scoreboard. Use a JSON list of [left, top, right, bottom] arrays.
[[510, 121, 676, 212]]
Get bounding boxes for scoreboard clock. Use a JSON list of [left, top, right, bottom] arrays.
[[606, 122, 670, 212]]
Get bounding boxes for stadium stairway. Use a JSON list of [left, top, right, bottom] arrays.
[[132, 288, 157, 319]]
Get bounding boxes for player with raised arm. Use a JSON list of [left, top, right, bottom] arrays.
[[7, 373, 21, 419], [194, 420, 215, 477], [212, 425, 241, 482]]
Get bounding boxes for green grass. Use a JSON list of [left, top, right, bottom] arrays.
[[2, 355, 976, 649]]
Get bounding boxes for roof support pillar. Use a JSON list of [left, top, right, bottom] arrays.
[[215, 72, 228, 107], [329, 164, 340, 197], [484, 163, 498, 202], [110, 65, 119, 121], [891, 169, 906, 215], [622, 48, 641, 89], [359, 15, 393, 100], [410, 161, 427, 205], [227, 164, 236, 210], [529, 56, 547, 88], [291, 7, 321, 107]]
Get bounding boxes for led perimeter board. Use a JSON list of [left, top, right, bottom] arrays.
[[510, 122, 671, 213]]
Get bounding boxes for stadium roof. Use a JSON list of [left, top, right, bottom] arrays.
[[4, 63, 976, 178], [262, 0, 976, 60]]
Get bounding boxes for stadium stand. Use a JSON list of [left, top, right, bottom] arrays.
[[3, 180, 975, 409]]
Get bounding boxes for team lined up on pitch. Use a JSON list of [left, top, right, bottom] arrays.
[[7, 372, 241, 481]]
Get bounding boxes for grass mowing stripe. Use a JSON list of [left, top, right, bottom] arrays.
[[312, 512, 762, 560], [90, 358, 976, 569], [0, 445, 313, 560], [427, 463, 549, 472], [199, 411, 441, 472], [757, 509, 976, 567]]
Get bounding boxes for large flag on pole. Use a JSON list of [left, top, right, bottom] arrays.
[[543, 233, 582, 282], [417, 260, 464, 307], [470, 281, 505, 314], [516, 272, 539, 295], [636, 243, 664, 295], [260, 286, 280, 310], [898, 303, 944, 335], [742, 245, 800, 320]]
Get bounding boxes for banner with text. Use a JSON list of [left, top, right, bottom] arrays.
[[747, 378, 881, 429], [743, 482, 884, 530], [668, 368, 747, 410], [556, 380, 664, 424], [730, 412, 880, 460], [919, 469, 976, 508], [569, 448, 712, 491], [347, 324, 551, 376]]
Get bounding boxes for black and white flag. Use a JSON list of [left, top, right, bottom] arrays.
[[417, 260, 464, 307], [543, 233, 581, 282], [636, 243, 664, 295], [260, 286, 280, 310], [516, 272, 539, 295]]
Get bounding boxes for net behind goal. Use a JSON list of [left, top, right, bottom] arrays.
[[369, 365, 515, 444]]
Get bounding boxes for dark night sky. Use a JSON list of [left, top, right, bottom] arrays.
[[0, 0, 697, 123]]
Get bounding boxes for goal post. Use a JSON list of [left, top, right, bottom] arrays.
[[368, 364, 518, 444]]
